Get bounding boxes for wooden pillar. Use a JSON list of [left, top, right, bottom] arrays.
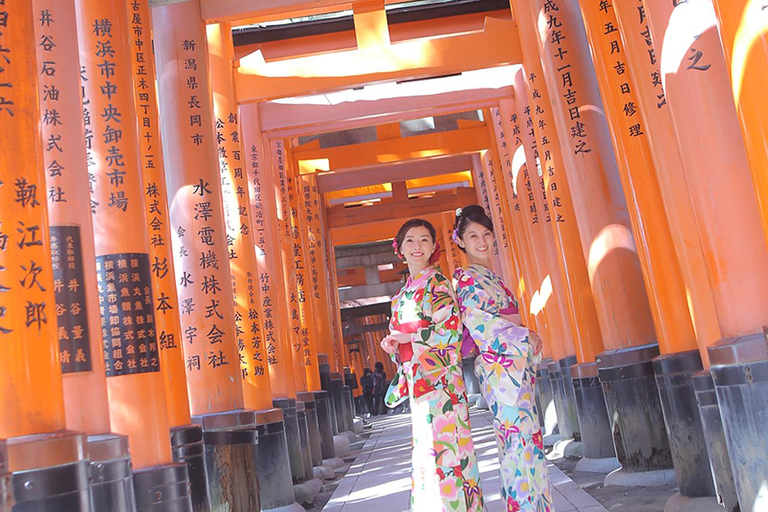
[[470, 152, 508, 286], [207, 22, 273, 411], [712, 1, 768, 252], [128, 0, 191, 428], [577, 0, 697, 356], [152, 0, 244, 416], [0, 0, 67, 440], [521, 0, 656, 351], [32, 0, 111, 435], [325, 231, 348, 372], [76, 0, 174, 468], [240, 103, 298, 400], [612, 0, 721, 363], [440, 212, 462, 277]]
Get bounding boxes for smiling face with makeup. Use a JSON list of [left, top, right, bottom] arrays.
[[457, 221, 494, 265], [399, 226, 436, 276]]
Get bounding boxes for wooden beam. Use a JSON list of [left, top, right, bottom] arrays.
[[341, 321, 390, 336], [327, 187, 477, 229], [201, 0, 412, 25], [340, 301, 391, 320], [331, 213, 444, 245], [235, 18, 522, 102]]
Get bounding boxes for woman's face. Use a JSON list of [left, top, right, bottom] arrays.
[[459, 221, 494, 261], [400, 226, 435, 270]]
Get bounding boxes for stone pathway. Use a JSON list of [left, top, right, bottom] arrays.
[[321, 409, 609, 511]]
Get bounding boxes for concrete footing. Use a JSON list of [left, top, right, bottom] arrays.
[[274, 398, 307, 484], [571, 363, 615, 460], [88, 433, 136, 512], [313, 465, 335, 480], [342, 385, 355, 433], [323, 457, 345, 469], [547, 438, 583, 460], [535, 360, 559, 436], [542, 433, 561, 448], [548, 360, 575, 439], [333, 434, 351, 458], [663, 493, 728, 512], [170, 424, 210, 512], [709, 333, 768, 512], [296, 402, 314, 481], [293, 477, 323, 505], [330, 375, 349, 433], [574, 457, 621, 474], [352, 418, 364, 435], [312, 390, 336, 460], [253, 409, 299, 512], [475, 395, 488, 410], [296, 393, 323, 467], [193, 410, 260, 512], [603, 467, 677, 488], [558, 355, 582, 440], [318, 359, 340, 436]]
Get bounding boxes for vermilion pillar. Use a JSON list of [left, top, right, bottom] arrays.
[[643, 1, 768, 509], [325, 231, 348, 372], [440, 212, 462, 277], [207, 22, 273, 411], [712, 1, 768, 251], [1, 3, 91, 508], [127, 0, 192, 430], [76, 0, 174, 470], [33, 0, 111, 436]]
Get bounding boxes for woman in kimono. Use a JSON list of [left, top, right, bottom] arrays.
[[380, 218, 484, 512], [451, 205, 552, 512]]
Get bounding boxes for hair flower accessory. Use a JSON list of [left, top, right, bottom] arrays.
[[455, 207, 463, 217], [451, 228, 460, 245], [429, 241, 442, 265]]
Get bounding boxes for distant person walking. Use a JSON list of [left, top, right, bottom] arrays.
[[360, 368, 374, 416], [372, 362, 387, 416]]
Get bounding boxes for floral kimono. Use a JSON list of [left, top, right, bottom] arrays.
[[386, 266, 484, 512], [454, 264, 552, 512]]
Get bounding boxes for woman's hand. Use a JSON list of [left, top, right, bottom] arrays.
[[529, 330, 543, 356], [381, 331, 411, 355]]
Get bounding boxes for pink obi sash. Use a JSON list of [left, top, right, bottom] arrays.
[[391, 319, 429, 362]]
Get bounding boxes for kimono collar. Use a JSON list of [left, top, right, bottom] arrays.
[[405, 265, 435, 287]]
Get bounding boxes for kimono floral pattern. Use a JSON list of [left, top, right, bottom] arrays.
[[454, 264, 553, 512], [387, 266, 484, 512]]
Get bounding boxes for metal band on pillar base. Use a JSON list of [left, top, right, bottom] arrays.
[[597, 345, 675, 487], [571, 363, 618, 473], [191, 411, 260, 512], [709, 333, 768, 511], [535, 361, 558, 439], [170, 425, 210, 512], [311, 391, 336, 461], [692, 373, 739, 512], [558, 356, 582, 441], [296, 403, 313, 480], [253, 409, 303, 512], [88, 434, 136, 512], [546, 361, 573, 440], [0, 440, 11, 512], [652, 351, 716, 503], [8, 432, 91, 512], [272, 399, 306, 484], [318, 357, 338, 436], [296, 394, 322, 467], [133, 463, 192, 512]]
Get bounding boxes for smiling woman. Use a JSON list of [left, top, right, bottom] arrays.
[[380, 218, 484, 512]]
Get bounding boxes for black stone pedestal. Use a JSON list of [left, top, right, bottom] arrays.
[[318, 358, 339, 436], [329, 375, 348, 433], [170, 424, 210, 512], [692, 372, 739, 512], [8, 431, 92, 512], [709, 333, 768, 512], [133, 463, 193, 512], [88, 434, 136, 512], [547, 361, 574, 438], [462, 355, 481, 396], [296, 402, 313, 480], [558, 355, 581, 440], [343, 369, 359, 417], [312, 391, 336, 460], [192, 410, 260, 512], [571, 363, 615, 459], [597, 344, 673, 473], [653, 350, 715, 498], [297, 393, 322, 467], [342, 385, 355, 432], [273, 398, 306, 484], [254, 409, 300, 511], [535, 360, 557, 435], [0, 440, 11, 512]]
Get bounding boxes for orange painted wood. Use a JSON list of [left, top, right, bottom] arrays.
[[0, 0, 67, 439], [76, 0, 172, 467], [33, 0, 111, 435], [208, 22, 274, 411], [128, 0, 192, 427], [520, 0, 656, 351], [644, 0, 768, 339], [152, 0, 245, 416], [612, 0, 722, 365], [325, 230, 349, 372], [577, 0, 697, 356]]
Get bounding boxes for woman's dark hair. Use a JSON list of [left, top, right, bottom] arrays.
[[452, 205, 494, 252], [393, 218, 437, 256]]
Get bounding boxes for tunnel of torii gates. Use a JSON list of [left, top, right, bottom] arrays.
[[2, 0, 768, 511]]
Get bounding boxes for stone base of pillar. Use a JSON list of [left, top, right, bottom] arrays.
[[273, 398, 307, 484], [88, 433, 136, 512], [603, 467, 677, 488], [462, 355, 481, 396], [547, 361, 574, 439], [170, 424, 210, 512], [653, 350, 715, 498], [312, 391, 336, 460], [574, 456, 621, 474], [535, 360, 558, 436], [312, 465, 335, 480], [558, 355, 581, 440], [342, 385, 355, 434], [322, 457, 345, 470], [663, 493, 729, 512], [708, 333, 768, 512], [318, 359, 339, 436], [0, 439, 11, 512], [692, 372, 739, 512], [296, 402, 314, 480], [332, 435, 351, 458], [571, 363, 615, 460], [542, 433, 561, 448], [597, 344, 673, 473], [253, 409, 300, 512], [296, 393, 323, 467], [133, 463, 193, 512], [330, 375, 348, 433], [192, 410, 260, 512], [7, 431, 92, 511], [546, 438, 583, 460], [293, 477, 323, 505]]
